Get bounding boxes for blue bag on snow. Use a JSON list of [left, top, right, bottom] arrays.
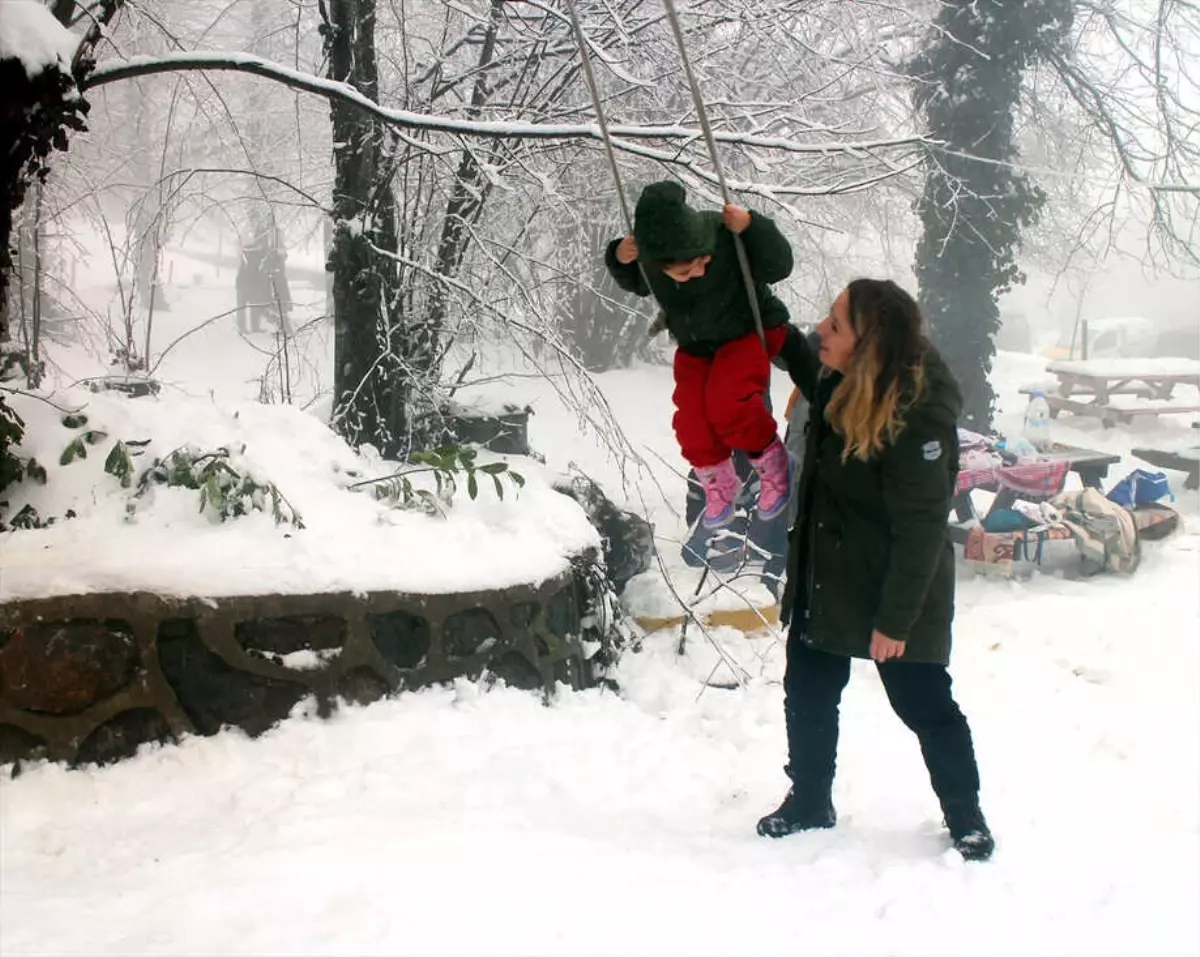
[[1106, 469, 1173, 509]]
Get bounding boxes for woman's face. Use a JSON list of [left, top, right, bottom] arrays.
[[817, 289, 857, 372]]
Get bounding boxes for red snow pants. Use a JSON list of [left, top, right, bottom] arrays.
[[672, 326, 788, 468]]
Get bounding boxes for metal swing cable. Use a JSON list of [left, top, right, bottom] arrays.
[[660, 0, 766, 347], [562, 0, 651, 294], [563, 0, 765, 348], [563, 0, 753, 691]]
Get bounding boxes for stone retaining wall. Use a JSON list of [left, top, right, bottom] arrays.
[[0, 555, 605, 767]]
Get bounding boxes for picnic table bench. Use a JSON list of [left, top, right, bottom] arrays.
[[1132, 445, 1200, 490], [1020, 358, 1200, 427]]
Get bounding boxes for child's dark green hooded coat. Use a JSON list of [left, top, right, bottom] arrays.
[[604, 181, 793, 356]]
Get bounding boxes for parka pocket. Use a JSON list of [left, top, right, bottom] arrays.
[[830, 515, 888, 607]]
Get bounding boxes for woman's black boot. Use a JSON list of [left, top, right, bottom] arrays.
[[942, 797, 995, 861], [756, 778, 836, 838]]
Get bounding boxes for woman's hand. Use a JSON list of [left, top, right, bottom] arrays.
[[723, 204, 751, 234], [616, 234, 639, 264], [870, 629, 906, 662]]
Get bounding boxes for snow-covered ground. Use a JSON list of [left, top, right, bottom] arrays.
[[2, 241, 1199, 956]]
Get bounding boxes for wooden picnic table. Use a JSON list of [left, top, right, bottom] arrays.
[[1048, 358, 1200, 400], [1023, 359, 1200, 427], [1026, 446, 1124, 489]]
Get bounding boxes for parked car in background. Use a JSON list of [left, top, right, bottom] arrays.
[[1045, 315, 1199, 361]]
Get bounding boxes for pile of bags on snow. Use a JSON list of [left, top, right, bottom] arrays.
[[958, 428, 1180, 578]]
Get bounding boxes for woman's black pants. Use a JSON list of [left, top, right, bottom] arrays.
[[783, 638, 981, 808]]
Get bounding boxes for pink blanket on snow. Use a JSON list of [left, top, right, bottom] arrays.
[[956, 459, 1071, 500]]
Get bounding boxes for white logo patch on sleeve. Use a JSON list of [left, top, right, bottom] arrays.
[[922, 440, 943, 461]]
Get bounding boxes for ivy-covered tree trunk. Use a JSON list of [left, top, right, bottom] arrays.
[[2, 1, 122, 354], [1, 52, 79, 330], [910, 0, 1073, 430]]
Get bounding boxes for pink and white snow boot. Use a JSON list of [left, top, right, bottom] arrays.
[[749, 437, 793, 520], [695, 457, 742, 529]]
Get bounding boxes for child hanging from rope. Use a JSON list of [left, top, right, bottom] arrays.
[[604, 180, 795, 529]]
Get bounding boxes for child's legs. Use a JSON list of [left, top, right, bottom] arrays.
[[672, 348, 730, 468], [705, 327, 788, 455]]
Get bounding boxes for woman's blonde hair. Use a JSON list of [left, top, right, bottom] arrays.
[[826, 279, 928, 461]]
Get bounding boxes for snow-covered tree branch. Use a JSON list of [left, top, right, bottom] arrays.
[[84, 51, 929, 159]]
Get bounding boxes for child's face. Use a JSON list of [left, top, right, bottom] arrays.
[[662, 255, 711, 282]]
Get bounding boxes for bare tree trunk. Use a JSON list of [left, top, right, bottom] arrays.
[[12, 187, 45, 388], [425, 0, 505, 335], [322, 0, 408, 456], [29, 184, 43, 388]]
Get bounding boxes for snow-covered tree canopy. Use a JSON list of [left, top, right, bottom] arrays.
[[2, 0, 1195, 440]]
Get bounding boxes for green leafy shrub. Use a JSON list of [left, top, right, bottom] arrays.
[[102, 438, 150, 488], [346, 444, 524, 516], [0, 395, 50, 530], [6, 400, 303, 531], [134, 447, 303, 527]]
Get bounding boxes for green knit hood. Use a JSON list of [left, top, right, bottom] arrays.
[[633, 181, 717, 263]]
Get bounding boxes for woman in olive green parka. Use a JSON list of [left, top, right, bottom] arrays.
[[761, 279, 995, 862]]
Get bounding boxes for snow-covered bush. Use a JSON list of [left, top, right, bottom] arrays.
[[131, 446, 303, 528]]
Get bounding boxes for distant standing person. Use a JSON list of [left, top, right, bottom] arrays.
[[236, 241, 291, 334], [235, 244, 268, 334], [605, 181, 796, 529], [264, 246, 293, 331], [761, 278, 995, 861]]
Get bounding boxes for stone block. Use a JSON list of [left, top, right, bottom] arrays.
[[0, 619, 137, 714]]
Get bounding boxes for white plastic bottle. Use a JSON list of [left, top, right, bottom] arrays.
[[1023, 391, 1053, 453]]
